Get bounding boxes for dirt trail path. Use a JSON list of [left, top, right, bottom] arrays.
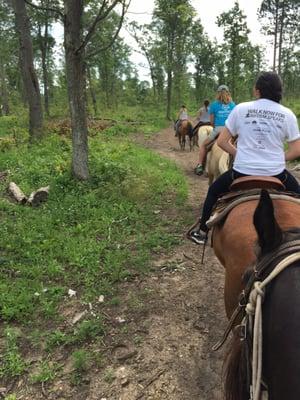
[[87, 127, 227, 400]]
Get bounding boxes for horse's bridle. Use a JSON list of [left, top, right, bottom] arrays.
[[212, 238, 300, 351]]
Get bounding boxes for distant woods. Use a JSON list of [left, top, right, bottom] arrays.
[[0, 0, 299, 179]]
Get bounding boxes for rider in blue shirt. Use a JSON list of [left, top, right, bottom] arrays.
[[195, 85, 235, 175]]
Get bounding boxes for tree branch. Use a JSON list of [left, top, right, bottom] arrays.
[[85, 1, 128, 59], [24, 0, 64, 19], [76, 0, 125, 54]]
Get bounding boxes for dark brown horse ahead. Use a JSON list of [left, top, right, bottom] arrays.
[[212, 190, 300, 400], [177, 120, 194, 151]]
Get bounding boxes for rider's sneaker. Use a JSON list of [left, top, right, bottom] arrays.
[[190, 230, 207, 245], [194, 164, 204, 175]]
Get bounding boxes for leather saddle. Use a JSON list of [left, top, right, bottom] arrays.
[[230, 176, 285, 191]]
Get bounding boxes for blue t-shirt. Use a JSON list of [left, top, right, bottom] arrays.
[[209, 100, 235, 127]]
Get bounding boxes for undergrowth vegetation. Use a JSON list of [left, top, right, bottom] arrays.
[[0, 110, 188, 387]]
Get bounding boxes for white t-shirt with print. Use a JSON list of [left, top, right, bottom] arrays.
[[225, 98, 300, 175]]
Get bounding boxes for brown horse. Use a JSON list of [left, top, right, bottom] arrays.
[[177, 120, 193, 151], [212, 190, 300, 400]]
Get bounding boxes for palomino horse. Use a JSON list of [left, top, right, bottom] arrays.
[[206, 143, 230, 185], [177, 120, 193, 151], [212, 189, 300, 400], [197, 125, 230, 185]]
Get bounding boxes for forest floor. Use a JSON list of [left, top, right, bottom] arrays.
[[14, 126, 228, 400], [84, 126, 227, 400]]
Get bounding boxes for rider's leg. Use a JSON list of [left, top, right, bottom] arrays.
[[190, 169, 246, 244], [275, 170, 300, 194], [199, 170, 235, 231], [195, 137, 211, 175], [190, 170, 234, 244]]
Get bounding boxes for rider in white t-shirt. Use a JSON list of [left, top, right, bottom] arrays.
[[190, 71, 300, 245], [227, 98, 299, 176]]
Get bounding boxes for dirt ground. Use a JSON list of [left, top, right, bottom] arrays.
[[86, 127, 227, 400]]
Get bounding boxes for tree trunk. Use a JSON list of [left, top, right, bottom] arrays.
[[13, 0, 43, 141], [273, 0, 279, 72], [41, 13, 50, 116], [64, 0, 89, 180], [166, 32, 175, 120], [143, 50, 156, 99], [0, 62, 10, 115], [278, 1, 286, 75], [87, 66, 98, 116], [166, 69, 172, 120]]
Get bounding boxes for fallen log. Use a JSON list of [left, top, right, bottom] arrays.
[[8, 182, 27, 204], [28, 186, 50, 207]]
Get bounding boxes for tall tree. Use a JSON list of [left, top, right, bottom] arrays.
[[191, 20, 218, 103], [11, 0, 44, 141], [217, 1, 250, 99], [24, 0, 129, 180], [0, 2, 16, 115], [31, 0, 58, 116], [86, 8, 132, 110], [128, 22, 165, 103], [152, 0, 195, 119], [258, 0, 300, 73]]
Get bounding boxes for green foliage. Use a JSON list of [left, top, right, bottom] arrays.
[[217, 2, 254, 100], [72, 349, 91, 372], [0, 121, 187, 325], [0, 328, 27, 378], [72, 319, 105, 344], [46, 319, 104, 351], [30, 360, 62, 383], [70, 349, 92, 385], [102, 123, 135, 137]]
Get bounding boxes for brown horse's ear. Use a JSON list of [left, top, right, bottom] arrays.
[[253, 189, 283, 254]]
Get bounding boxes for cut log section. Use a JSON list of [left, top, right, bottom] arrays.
[[8, 182, 27, 204], [28, 186, 50, 207]]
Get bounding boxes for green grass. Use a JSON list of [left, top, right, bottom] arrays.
[[0, 112, 188, 382], [0, 133, 187, 322]]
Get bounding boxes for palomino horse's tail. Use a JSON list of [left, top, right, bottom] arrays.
[[197, 125, 213, 146]]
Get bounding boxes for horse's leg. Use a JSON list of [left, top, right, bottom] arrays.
[[194, 132, 199, 147], [182, 135, 186, 151], [178, 135, 182, 150]]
